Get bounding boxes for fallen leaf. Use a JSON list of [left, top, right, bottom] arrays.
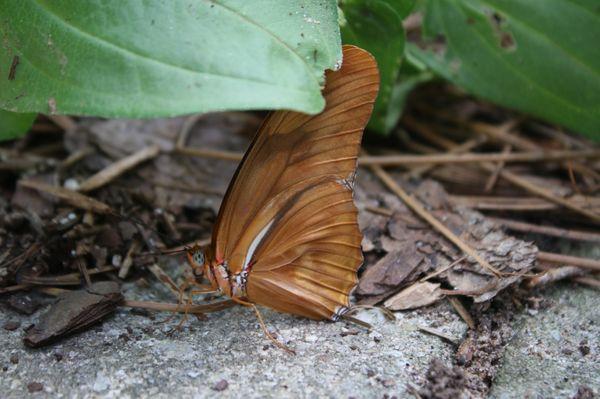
[[384, 282, 442, 310]]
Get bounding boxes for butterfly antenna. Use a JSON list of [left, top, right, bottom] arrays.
[[341, 314, 372, 330], [106, 209, 201, 258]]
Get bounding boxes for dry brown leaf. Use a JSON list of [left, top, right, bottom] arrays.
[[384, 281, 442, 310]]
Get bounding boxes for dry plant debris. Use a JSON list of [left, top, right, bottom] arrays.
[[0, 83, 598, 394], [355, 179, 538, 307], [23, 281, 122, 347]]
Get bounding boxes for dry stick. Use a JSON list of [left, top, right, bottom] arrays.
[[176, 114, 205, 148], [78, 145, 160, 192], [484, 144, 511, 193], [162, 238, 211, 253], [358, 148, 600, 166], [118, 240, 142, 279], [18, 180, 113, 214], [122, 299, 235, 314], [147, 263, 184, 299], [447, 297, 476, 330], [420, 255, 468, 282], [364, 205, 394, 217], [489, 217, 600, 243], [395, 128, 440, 154], [77, 258, 92, 287], [0, 284, 31, 294], [417, 325, 458, 345], [537, 251, 600, 272], [470, 121, 600, 181], [368, 162, 503, 277], [48, 115, 77, 131], [407, 136, 485, 178], [481, 164, 600, 223], [526, 266, 585, 288], [59, 147, 94, 169], [19, 266, 118, 286], [174, 145, 600, 167], [176, 146, 244, 161], [449, 195, 600, 212], [150, 179, 224, 196], [407, 120, 600, 223], [404, 114, 458, 149], [573, 277, 600, 289]]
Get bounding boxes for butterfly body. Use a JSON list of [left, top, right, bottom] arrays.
[[188, 45, 379, 322]]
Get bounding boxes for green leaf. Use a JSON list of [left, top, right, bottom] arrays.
[[414, 0, 600, 139], [341, 0, 412, 134], [0, 0, 342, 118], [381, 0, 417, 18], [0, 109, 36, 141]]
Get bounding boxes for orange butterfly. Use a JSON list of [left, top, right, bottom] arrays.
[[187, 45, 379, 348]]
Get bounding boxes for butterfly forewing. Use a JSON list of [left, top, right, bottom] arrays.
[[210, 45, 379, 319]]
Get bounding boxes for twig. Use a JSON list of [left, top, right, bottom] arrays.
[[122, 299, 235, 314], [449, 195, 600, 212], [147, 263, 183, 299], [405, 119, 600, 223], [150, 179, 224, 195], [572, 277, 600, 289], [19, 266, 118, 286], [59, 147, 94, 169], [358, 149, 600, 166], [447, 297, 476, 330], [0, 284, 32, 294], [489, 217, 600, 243], [118, 240, 142, 279], [484, 144, 511, 192], [420, 256, 468, 282], [77, 258, 92, 287], [407, 136, 485, 178], [161, 238, 211, 253], [481, 164, 600, 223], [172, 143, 600, 167], [526, 266, 585, 288], [404, 114, 457, 149], [78, 145, 160, 192], [417, 325, 458, 345], [469, 120, 600, 181], [48, 115, 77, 131], [176, 146, 243, 161], [537, 251, 600, 272], [364, 205, 393, 217], [158, 210, 181, 241], [176, 114, 205, 148], [18, 180, 113, 214], [368, 161, 503, 277]]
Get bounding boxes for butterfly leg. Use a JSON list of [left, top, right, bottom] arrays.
[[232, 298, 295, 355], [167, 280, 219, 332]]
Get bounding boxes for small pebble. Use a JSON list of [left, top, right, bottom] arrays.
[[63, 178, 79, 190], [27, 382, 44, 393], [10, 354, 19, 364], [212, 379, 228, 391], [579, 340, 590, 356], [3, 321, 20, 331], [111, 254, 122, 267]]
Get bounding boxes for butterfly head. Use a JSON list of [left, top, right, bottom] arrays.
[[186, 245, 206, 278]]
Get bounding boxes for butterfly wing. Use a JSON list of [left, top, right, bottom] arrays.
[[211, 45, 379, 319]]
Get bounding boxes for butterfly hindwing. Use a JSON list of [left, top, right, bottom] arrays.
[[210, 45, 379, 319]]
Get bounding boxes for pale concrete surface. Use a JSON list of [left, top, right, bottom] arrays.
[[490, 284, 599, 399], [1, 281, 466, 398], [2, 279, 598, 398]]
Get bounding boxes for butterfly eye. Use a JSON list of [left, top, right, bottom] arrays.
[[193, 251, 204, 266]]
